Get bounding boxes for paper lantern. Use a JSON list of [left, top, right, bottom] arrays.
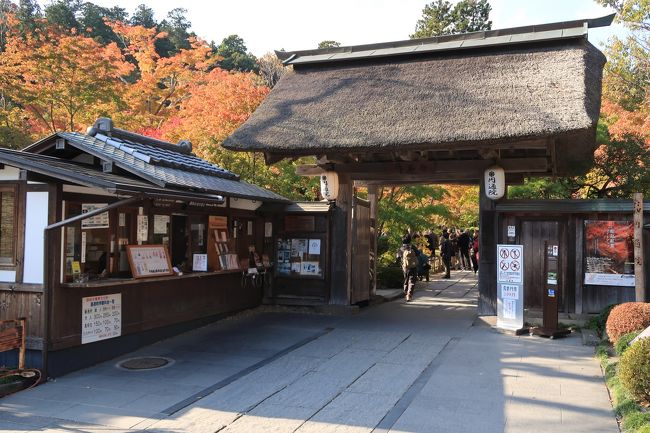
[[320, 171, 339, 201], [484, 166, 505, 200]]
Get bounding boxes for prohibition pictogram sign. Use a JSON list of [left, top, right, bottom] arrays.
[[499, 261, 509, 270], [499, 249, 509, 259], [510, 261, 520, 271], [510, 249, 520, 259]]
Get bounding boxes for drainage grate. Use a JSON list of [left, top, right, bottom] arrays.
[[118, 356, 173, 371]]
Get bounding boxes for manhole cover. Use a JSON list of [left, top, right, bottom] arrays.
[[118, 357, 173, 371]]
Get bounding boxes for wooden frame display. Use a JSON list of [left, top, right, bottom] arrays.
[[126, 244, 174, 279]]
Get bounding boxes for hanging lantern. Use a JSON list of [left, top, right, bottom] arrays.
[[320, 171, 339, 201], [484, 166, 505, 200]]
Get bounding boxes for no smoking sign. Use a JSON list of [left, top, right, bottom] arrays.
[[497, 244, 523, 284]]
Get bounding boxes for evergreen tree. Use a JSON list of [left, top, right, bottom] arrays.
[[411, 0, 491, 38], [215, 34, 258, 72], [318, 40, 341, 49], [16, 0, 42, 36], [130, 4, 156, 28], [44, 0, 82, 31]]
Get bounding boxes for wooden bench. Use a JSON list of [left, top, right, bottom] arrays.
[[0, 318, 26, 370]]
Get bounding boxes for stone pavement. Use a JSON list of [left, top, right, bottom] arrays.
[[0, 271, 618, 433]]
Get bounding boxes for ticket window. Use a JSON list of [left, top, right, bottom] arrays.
[[63, 202, 110, 281]]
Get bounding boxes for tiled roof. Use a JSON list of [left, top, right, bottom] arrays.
[[56, 132, 288, 203], [0, 149, 225, 202]]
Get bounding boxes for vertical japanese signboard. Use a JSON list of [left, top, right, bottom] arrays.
[[497, 244, 524, 331]]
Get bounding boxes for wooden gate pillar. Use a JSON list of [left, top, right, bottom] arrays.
[[368, 185, 378, 296], [329, 174, 353, 305], [478, 179, 498, 315]]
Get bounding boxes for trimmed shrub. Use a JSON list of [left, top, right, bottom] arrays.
[[618, 337, 650, 406], [606, 302, 650, 343], [615, 331, 642, 356], [377, 263, 403, 289], [586, 304, 617, 338]]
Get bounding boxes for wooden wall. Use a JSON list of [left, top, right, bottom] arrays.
[[499, 211, 640, 314]]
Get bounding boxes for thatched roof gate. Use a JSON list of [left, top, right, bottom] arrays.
[[223, 15, 613, 313]]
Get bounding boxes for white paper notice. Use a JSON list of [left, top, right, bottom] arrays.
[[137, 215, 148, 243], [192, 253, 208, 272], [264, 222, 272, 237], [81, 293, 121, 344], [153, 215, 170, 234], [308, 239, 321, 255], [81, 203, 109, 229], [247, 221, 253, 236], [301, 261, 320, 275], [507, 225, 516, 237], [503, 299, 516, 319], [81, 231, 87, 263]]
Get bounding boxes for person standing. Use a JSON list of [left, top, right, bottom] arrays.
[[471, 229, 480, 273], [440, 232, 452, 279], [458, 229, 471, 271], [402, 244, 419, 301]]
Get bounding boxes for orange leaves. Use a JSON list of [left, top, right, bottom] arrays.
[[157, 68, 269, 161], [0, 13, 132, 134], [601, 98, 650, 146], [109, 21, 220, 131]]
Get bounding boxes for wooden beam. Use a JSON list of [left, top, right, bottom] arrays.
[[336, 158, 546, 176]]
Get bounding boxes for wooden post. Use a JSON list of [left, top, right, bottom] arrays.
[[329, 174, 353, 305], [478, 178, 497, 315], [634, 193, 646, 302], [368, 185, 378, 296]]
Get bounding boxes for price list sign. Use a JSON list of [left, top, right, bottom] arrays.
[[82, 293, 121, 344]]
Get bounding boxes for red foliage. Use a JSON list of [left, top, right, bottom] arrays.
[[606, 302, 650, 343]]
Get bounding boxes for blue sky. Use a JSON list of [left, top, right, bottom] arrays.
[[38, 0, 624, 55]]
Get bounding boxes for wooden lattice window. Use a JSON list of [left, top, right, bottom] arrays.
[[0, 185, 17, 266]]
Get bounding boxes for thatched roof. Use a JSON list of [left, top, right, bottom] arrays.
[[222, 17, 609, 176]]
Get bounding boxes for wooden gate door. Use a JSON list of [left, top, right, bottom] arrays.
[[351, 198, 371, 303], [521, 220, 564, 310]]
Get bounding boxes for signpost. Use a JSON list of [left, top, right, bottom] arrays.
[[634, 193, 646, 302], [531, 242, 570, 339], [496, 244, 525, 333]]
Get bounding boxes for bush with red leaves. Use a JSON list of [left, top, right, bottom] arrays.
[[605, 302, 650, 343]]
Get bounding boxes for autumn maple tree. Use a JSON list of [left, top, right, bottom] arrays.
[[0, 14, 132, 134]]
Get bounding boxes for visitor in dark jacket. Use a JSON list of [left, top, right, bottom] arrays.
[[458, 229, 471, 271], [440, 232, 452, 279]]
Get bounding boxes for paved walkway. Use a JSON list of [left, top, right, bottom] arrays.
[[0, 272, 618, 433]]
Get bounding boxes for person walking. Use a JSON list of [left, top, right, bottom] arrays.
[[440, 232, 452, 279], [402, 244, 419, 301]]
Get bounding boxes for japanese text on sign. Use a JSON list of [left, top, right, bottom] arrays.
[[81, 293, 121, 344]]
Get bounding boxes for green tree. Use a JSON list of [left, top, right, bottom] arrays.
[[130, 4, 156, 28], [318, 40, 341, 48], [79, 3, 127, 45], [157, 7, 193, 56], [44, 0, 81, 30], [377, 185, 449, 261], [215, 34, 258, 72], [411, 0, 492, 38], [16, 0, 41, 36]]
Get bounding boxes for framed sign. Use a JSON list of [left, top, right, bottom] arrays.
[[584, 220, 634, 287], [81, 203, 109, 229], [126, 245, 173, 279]]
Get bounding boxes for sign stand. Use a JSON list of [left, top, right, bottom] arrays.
[[531, 241, 570, 339], [496, 244, 527, 335]]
